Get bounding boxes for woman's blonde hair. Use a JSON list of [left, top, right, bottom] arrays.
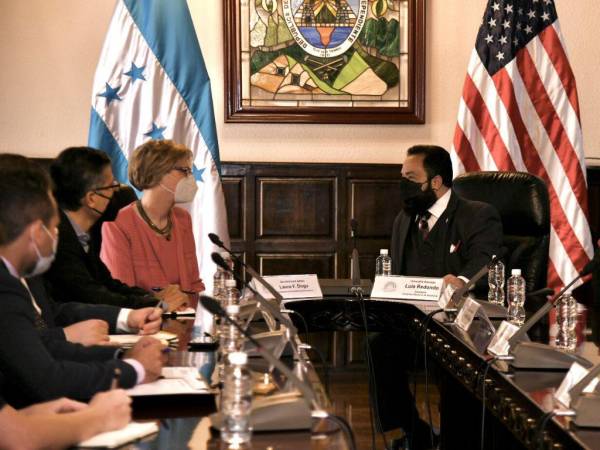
[[128, 140, 193, 190]]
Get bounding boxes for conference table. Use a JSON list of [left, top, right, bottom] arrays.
[[111, 318, 351, 450], [284, 295, 600, 450], [104, 296, 600, 450]]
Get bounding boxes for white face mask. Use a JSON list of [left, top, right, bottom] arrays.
[[161, 175, 198, 204], [26, 224, 58, 278]]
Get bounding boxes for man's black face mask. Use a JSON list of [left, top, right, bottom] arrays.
[[399, 177, 437, 216]]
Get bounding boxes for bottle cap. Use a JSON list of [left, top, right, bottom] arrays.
[[225, 279, 237, 288], [511, 269, 522, 276], [380, 249, 388, 255], [228, 351, 248, 365], [225, 304, 240, 314]]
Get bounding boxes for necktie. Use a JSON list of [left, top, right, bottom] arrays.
[[418, 211, 431, 240], [79, 233, 91, 253]]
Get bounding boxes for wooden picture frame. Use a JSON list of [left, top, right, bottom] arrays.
[[224, 0, 426, 124]]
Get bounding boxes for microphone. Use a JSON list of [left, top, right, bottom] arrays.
[[350, 218, 358, 240], [208, 233, 283, 304], [507, 251, 600, 370], [448, 248, 507, 309], [200, 295, 317, 408], [208, 232, 224, 247], [350, 219, 361, 290], [211, 252, 296, 333], [212, 252, 303, 361]]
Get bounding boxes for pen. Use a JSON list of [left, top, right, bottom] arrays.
[[111, 367, 121, 390]]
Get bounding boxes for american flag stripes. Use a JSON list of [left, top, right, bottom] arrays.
[[450, 0, 593, 291]]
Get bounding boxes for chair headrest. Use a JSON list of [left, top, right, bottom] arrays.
[[453, 171, 550, 236]]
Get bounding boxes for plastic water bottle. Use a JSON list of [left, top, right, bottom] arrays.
[[555, 293, 577, 352], [221, 351, 253, 446], [221, 251, 235, 278], [213, 268, 227, 301], [487, 258, 505, 305], [223, 279, 240, 308], [218, 304, 243, 385], [507, 269, 526, 325], [375, 249, 392, 276]]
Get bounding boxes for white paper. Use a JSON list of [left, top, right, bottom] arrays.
[[252, 274, 323, 300], [370, 275, 444, 301], [78, 421, 158, 448], [555, 362, 600, 407], [109, 331, 178, 347], [487, 321, 520, 356], [127, 378, 210, 396], [455, 297, 480, 331]]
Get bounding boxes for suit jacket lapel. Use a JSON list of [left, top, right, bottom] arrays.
[[437, 191, 459, 259]]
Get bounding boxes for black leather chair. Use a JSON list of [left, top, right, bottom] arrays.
[[453, 171, 551, 341]]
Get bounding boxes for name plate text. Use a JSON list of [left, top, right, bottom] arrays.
[[253, 274, 323, 300], [371, 275, 443, 302]]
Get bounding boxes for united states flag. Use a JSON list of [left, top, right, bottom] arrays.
[[451, 0, 593, 292]]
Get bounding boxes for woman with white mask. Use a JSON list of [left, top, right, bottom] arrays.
[[100, 140, 205, 311]]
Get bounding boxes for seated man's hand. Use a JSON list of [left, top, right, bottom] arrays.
[[125, 336, 168, 383], [442, 274, 466, 290], [127, 307, 162, 335], [89, 390, 132, 432], [155, 284, 189, 312], [20, 397, 87, 416], [64, 319, 109, 346]]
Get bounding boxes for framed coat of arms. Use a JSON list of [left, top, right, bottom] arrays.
[[224, 0, 426, 124]]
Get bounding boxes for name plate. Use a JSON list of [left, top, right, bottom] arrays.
[[371, 275, 443, 302], [555, 362, 600, 408], [487, 320, 519, 356], [454, 297, 480, 331], [253, 274, 323, 300]]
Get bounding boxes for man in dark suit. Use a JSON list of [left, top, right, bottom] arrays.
[[0, 162, 166, 406], [390, 146, 502, 290], [371, 145, 502, 449], [44, 147, 158, 309], [0, 153, 162, 346]]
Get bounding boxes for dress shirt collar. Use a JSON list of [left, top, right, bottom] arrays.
[[427, 188, 451, 220], [0, 256, 20, 279], [64, 210, 91, 252]]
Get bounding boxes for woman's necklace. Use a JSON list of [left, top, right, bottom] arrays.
[[136, 200, 172, 241]]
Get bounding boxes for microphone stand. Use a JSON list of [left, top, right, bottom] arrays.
[[201, 296, 357, 448], [208, 233, 284, 304], [211, 252, 306, 365]]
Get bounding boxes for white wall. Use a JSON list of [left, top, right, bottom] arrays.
[[1, 0, 599, 165]]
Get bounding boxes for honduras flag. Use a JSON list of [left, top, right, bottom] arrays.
[[88, 0, 229, 321]]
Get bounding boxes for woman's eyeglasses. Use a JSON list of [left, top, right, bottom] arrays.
[[173, 166, 193, 176]]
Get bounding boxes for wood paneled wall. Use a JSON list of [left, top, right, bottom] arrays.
[[221, 162, 404, 281]]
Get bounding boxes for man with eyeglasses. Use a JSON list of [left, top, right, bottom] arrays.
[[371, 145, 503, 450], [44, 148, 160, 324]]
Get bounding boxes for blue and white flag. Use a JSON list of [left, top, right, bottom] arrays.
[[88, 0, 229, 302]]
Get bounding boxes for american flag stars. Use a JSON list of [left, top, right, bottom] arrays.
[[478, 0, 558, 76]]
